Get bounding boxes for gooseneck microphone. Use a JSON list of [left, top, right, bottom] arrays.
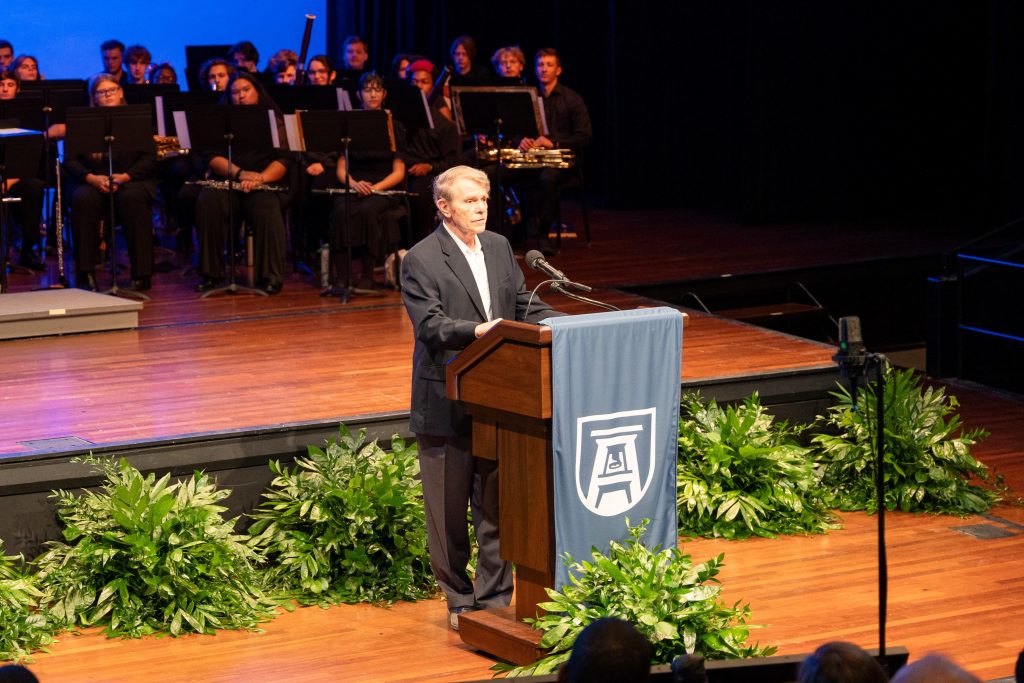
[[525, 249, 567, 282]]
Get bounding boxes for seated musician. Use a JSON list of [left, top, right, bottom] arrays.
[[199, 58, 234, 92], [405, 60, 459, 243], [306, 55, 336, 85], [194, 72, 290, 295], [341, 36, 370, 73], [64, 74, 158, 291], [125, 45, 151, 85], [0, 68, 46, 270], [13, 55, 41, 81], [0, 41, 12, 70], [517, 48, 592, 255], [266, 49, 298, 85], [330, 71, 406, 289], [151, 63, 176, 85], [230, 41, 260, 74], [448, 36, 490, 86], [100, 40, 128, 84], [490, 45, 526, 83]]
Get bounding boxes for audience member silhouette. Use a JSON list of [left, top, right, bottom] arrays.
[[797, 642, 888, 683], [889, 654, 980, 683], [671, 653, 709, 683], [558, 617, 651, 683]]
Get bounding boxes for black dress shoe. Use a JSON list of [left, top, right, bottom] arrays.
[[128, 277, 152, 292], [264, 280, 283, 295], [77, 272, 97, 292], [195, 277, 222, 293]]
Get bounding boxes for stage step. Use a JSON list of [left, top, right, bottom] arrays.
[[0, 289, 141, 340]]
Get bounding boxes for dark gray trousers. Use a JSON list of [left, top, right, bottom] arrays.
[[416, 434, 513, 611]]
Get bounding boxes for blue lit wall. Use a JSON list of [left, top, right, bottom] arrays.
[[4, 2, 327, 87]]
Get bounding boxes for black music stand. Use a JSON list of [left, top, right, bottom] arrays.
[[14, 80, 88, 249], [181, 105, 280, 298], [386, 84, 434, 133], [296, 109, 394, 303], [265, 85, 348, 115], [452, 86, 545, 238], [65, 105, 154, 300], [0, 127, 45, 293]]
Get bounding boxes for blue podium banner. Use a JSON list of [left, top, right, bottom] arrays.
[[542, 307, 682, 589]]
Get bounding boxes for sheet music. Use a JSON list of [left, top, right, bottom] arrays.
[[268, 110, 280, 148], [172, 111, 191, 149], [337, 88, 353, 111], [420, 90, 434, 130], [155, 96, 167, 137], [538, 99, 549, 137], [284, 114, 302, 151]]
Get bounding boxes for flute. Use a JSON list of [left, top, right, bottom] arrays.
[[311, 188, 419, 197], [186, 179, 289, 192]]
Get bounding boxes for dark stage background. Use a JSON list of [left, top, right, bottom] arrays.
[[330, 0, 1024, 231]]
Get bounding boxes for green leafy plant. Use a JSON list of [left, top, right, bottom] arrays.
[[813, 366, 1001, 514], [33, 457, 277, 637], [0, 541, 56, 662], [677, 393, 837, 539], [248, 426, 435, 605], [499, 521, 774, 677]]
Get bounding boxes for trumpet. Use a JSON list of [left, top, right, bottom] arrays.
[[186, 179, 288, 192]]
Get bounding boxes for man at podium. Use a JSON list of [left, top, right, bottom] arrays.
[[401, 165, 564, 630]]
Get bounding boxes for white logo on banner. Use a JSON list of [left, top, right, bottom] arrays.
[[575, 408, 656, 516]]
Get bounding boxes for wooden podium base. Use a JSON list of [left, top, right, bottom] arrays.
[[458, 607, 544, 665]]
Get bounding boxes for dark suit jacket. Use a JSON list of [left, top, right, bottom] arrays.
[[401, 226, 562, 437]]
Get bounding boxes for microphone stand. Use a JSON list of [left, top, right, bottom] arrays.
[[833, 319, 888, 660]]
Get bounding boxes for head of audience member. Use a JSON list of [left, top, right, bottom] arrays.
[[90, 73, 125, 107], [307, 55, 335, 85], [14, 55, 40, 81], [101, 39, 125, 77], [201, 57, 234, 92], [125, 44, 151, 84], [151, 62, 176, 85], [0, 69, 18, 100], [230, 41, 259, 73], [356, 71, 386, 111], [0, 664, 40, 683], [407, 59, 435, 97], [535, 47, 563, 92], [0, 40, 13, 69], [797, 642, 888, 683], [343, 35, 369, 71], [671, 654, 709, 683], [1016, 646, 1024, 683], [449, 35, 477, 76], [492, 46, 526, 79], [889, 654, 980, 683], [557, 618, 651, 683]]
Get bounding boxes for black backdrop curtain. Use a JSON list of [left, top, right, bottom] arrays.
[[326, 0, 1024, 230]]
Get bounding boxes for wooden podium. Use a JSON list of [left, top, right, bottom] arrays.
[[445, 320, 557, 665]]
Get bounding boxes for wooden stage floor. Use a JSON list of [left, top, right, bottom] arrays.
[[3, 207, 1021, 681]]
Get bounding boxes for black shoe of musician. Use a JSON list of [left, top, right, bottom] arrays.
[[264, 280, 283, 295], [77, 272, 97, 292], [195, 277, 222, 293], [128, 277, 151, 292]]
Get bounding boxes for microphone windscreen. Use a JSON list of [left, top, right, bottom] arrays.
[[525, 249, 544, 269]]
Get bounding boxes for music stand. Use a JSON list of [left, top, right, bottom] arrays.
[[181, 104, 280, 298], [0, 127, 44, 293], [15, 80, 88, 250], [452, 86, 545, 239], [386, 84, 434, 133], [65, 104, 154, 300], [296, 109, 395, 303]]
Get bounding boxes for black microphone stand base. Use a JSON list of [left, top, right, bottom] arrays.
[[201, 281, 269, 299], [319, 282, 386, 304], [102, 282, 151, 301]]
